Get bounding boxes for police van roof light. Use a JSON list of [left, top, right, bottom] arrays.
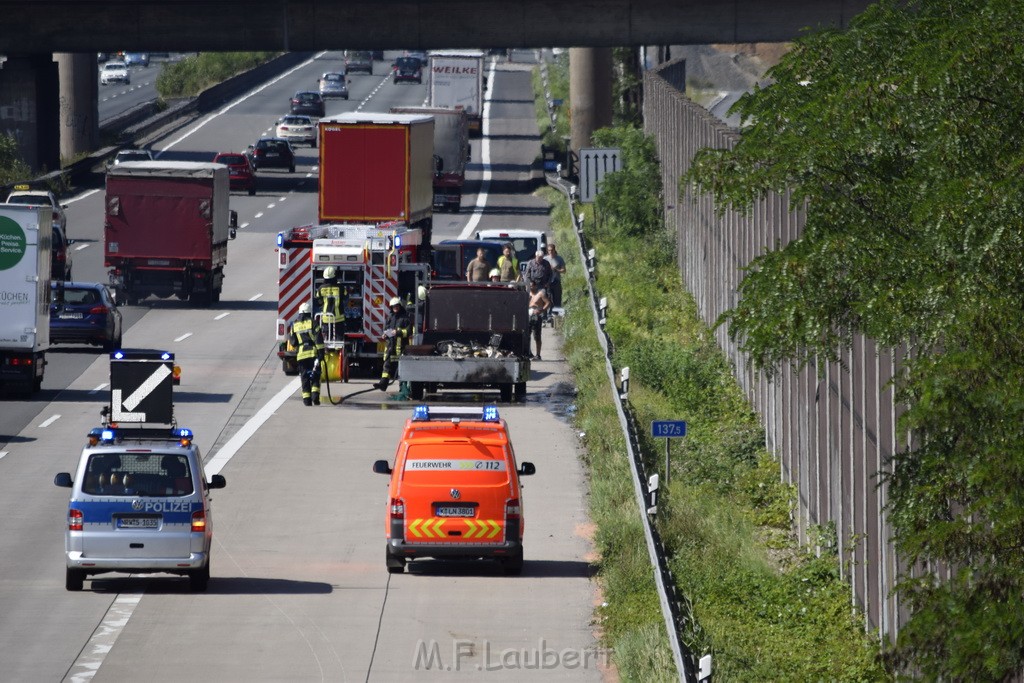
[[113, 351, 125, 360], [87, 427, 104, 447], [482, 405, 500, 422], [101, 429, 116, 443]]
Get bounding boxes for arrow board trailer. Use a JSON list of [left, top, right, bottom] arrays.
[[108, 349, 177, 425], [0, 204, 51, 394]]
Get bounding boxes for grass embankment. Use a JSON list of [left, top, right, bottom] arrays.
[[156, 52, 281, 99], [535, 57, 886, 681]]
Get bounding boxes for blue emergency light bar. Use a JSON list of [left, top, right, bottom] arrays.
[[394, 235, 402, 249], [86, 425, 195, 447], [110, 349, 175, 361], [411, 405, 501, 422], [276, 232, 284, 248]]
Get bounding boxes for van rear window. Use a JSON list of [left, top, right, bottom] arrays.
[[82, 452, 193, 496]]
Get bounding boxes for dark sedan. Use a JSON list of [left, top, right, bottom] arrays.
[[393, 57, 423, 84], [246, 138, 296, 173], [290, 91, 326, 117], [50, 282, 123, 351]]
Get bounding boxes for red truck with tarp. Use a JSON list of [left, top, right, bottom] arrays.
[[105, 161, 235, 307]]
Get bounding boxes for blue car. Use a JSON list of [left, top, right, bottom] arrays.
[[50, 282, 123, 351], [123, 52, 150, 68]]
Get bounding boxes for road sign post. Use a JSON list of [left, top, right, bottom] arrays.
[[651, 420, 687, 485]]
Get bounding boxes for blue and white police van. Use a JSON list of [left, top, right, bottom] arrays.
[[53, 350, 225, 591]]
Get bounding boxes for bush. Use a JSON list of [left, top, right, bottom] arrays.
[[0, 133, 31, 186], [157, 52, 280, 99]]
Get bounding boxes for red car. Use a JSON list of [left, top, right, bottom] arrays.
[[213, 152, 257, 195]]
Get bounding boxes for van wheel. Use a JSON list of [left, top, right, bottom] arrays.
[[501, 549, 524, 576], [66, 568, 85, 591], [189, 561, 210, 592], [386, 550, 405, 574]]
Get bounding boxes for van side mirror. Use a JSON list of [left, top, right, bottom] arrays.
[[518, 462, 536, 476], [373, 460, 392, 475], [54, 472, 73, 488], [208, 474, 227, 489], [229, 209, 238, 239]]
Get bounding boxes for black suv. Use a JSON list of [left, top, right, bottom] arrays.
[[290, 91, 326, 117], [246, 138, 297, 173], [393, 57, 423, 84]]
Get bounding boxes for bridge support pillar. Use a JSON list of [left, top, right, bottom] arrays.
[[56, 53, 99, 161], [569, 47, 613, 168], [0, 54, 60, 174]]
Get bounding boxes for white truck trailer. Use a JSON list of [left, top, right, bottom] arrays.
[[428, 50, 485, 137], [0, 204, 51, 394]]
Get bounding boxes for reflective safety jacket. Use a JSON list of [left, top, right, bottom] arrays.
[[289, 316, 324, 361], [319, 283, 344, 320], [498, 255, 519, 281]]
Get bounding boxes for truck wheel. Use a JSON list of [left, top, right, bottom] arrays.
[[342, 354, 351, 383], [66, 568, 85, 591], [514, 382, 526, 402], [410, 382, 425, 400], [289, 164, 296, 173], [499, 384, 513, 403], [211, 287, 221, 304], [248, 185, 256, 196], [426, 383, 438, 394], [189, 290, 213, 307]]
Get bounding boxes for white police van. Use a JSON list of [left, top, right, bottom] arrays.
[[53, 349, 225, 591]]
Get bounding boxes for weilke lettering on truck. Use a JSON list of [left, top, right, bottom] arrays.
[[105, 161, 233, 307]]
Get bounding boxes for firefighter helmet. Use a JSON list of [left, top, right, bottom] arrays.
[[299, 301, 312, 314], [389, 297, 402, 307], [324, 266, 337, 280]]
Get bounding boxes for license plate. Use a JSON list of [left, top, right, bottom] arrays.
[[433, 194, 445, 203], [59, 312, 83, 319], [266, 152, 279, 157], [436, 506, 475, 517], [117, 517, 159, 528], [148, 259, 170, 266]]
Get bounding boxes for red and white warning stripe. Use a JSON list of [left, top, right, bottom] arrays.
[[276, 246, 311, 339], [362, 263, 397, 342]]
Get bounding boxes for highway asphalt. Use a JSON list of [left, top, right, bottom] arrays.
[[0, 51, 606, 682]]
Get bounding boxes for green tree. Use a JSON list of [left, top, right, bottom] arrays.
[[684, 0, 1024, 679], [0, 133, 30, 186], [592, 126, 665, 243]]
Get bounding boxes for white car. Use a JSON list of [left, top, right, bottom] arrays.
[[6, 185, 67, 233], [274, 115, 317, 148], [475, 228, 548, 266], [100, 61, 130, 85]]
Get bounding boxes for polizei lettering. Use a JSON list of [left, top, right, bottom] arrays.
[[142, 500, 192, 513], [432, 66, 478, 75]]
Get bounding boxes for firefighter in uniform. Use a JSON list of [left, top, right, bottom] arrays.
[[374, 296, 411, 391], [289, 301, 325, 405], [318, 266, 345, 341]]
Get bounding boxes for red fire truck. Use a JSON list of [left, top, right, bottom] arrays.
[[276, 222, 429, 378]]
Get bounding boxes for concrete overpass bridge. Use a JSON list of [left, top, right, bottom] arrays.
[[0, 0, 871, 171]]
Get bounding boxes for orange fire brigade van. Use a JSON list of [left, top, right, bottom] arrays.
[[372, 405, 536, 575]]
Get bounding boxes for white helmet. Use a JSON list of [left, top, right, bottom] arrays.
[[389, 296, 402, 307], [489, 268, 500, 279], [299, 301, 312, 314], [324, 266, 337, 279]]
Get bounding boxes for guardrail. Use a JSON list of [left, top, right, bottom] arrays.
[[539, 60, 707, 683]]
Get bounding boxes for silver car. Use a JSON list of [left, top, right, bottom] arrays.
[[100, 60, 130, 85], [319, 72, 349, 99], [54, 426, 226, 592]]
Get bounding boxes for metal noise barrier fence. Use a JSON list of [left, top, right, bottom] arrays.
[[546, 175, 697, 683], [643, 57, 902, 639]]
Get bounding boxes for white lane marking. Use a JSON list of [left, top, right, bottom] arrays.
[[157, 51, 328, 154], [38, 414, 61, 428], [205, 378, 301, 476], [248, 293, 263, 301], [65, 592, 144, 683], [89, 383, 109, 394], [354, 74, 392, 112], [0, 452, 7, 460], [74, 243, 90, 251], [240, 222, 250, 229], [173, 332, 193, 342], [215, 312, 230, 320], [254, 212, 264, 219], [278, 196, 286, 202], [65, 188, 100, 205], [267, 203, 276, 209], [459, 58, 498, 239]]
